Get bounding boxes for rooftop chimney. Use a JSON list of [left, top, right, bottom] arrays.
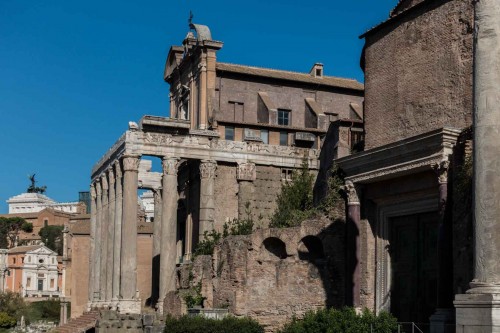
[[310, 63, 324, 78]]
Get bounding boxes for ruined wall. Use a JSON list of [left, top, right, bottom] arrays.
[[137, 233, 153, 308], [69, 234, 90, 318], [213, 163, 238, 231], [363, 0, 473, 149], [171, 218, 346, 332], [252, 166, 283, 227]]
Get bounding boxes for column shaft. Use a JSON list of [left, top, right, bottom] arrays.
[[120, 156, 140, 301], [198, 62, 207, 129], [343, 181, 361, 308], [112, 161, 123, 302], [99, 175, 109, 302], [199, 160, 216, 238], [106, 168, 115, 302], [151, 188, 162, 304], [158, 157, 179, 310], [94, 182, 102, 302], [88, 184, 97, 305]]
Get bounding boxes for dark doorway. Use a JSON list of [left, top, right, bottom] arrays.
[[390, 212, 438, 327], [37, 279, 44, 291]]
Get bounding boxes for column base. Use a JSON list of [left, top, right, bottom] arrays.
[[117, 299, 142, 315], [156, 299, 164, 314], [430, 308, 454, 333], [455, 293, 500, 333]]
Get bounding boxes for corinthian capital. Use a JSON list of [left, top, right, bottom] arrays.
[[90, 184, 96, 199], [122, 155, 141, 172], [432, 160, 450, 184], [200, 160, 217, 179], [342, 180, 360, 205], [101, 174, 109, 191], [162, 157, 180, 176], [114, 160, 122, 179], [96, 181, 102, 196], [237, 162, 256, 181], [108, 167, 115, 185]]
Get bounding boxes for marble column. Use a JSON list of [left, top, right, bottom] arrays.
[[88, 184, 97, 307], [430, 161, 454, 333], [99, 174, 109, 303], [151, 188, 162, 304], [198, 61, 207, 129], [94, 181, 103, 303], [184, 214, 193, 262], [343, 180, 361, 308], [112, 161, 123, 305], [455, 1, 500, 331], [199, 160, 217, 238], [106, 168, 115, 302], [157, 156, 179, 312], [119, 155, 141, 314], [237, 162, 256, 220]]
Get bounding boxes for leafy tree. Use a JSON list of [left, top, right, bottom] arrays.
[[0, 217, 33, 248], [270, 159, 317, 228], [38, 225, 64, 255]]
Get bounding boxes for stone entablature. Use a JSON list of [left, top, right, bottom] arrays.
[[91, 128, 320, 181], [336, 127, 461, 184]]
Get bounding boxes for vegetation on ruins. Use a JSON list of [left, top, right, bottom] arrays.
[[0, 292, 60, 331], [270, 160, 344, 228], [278, 307, 397, 333], [164, 315, 264, 333], [0, 217, 33, 249], [38, 225, 64, 255], [193, 202, 257, 257], [183, 282, 205, 308]]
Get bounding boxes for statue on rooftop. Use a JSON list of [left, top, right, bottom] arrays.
[[27, 174, 47, 194]]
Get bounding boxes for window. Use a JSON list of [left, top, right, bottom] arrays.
[[281, 168, 293, 181], [44, 219, 48, 227], [280, 131, 288, 146], [229, 101, 244, 122], [278, 109, 290, 126], [12, 258, 16, 264], [260, 129, 269, 144], [50, 279, 55, 288], [225, 126, 235, 141], [39, 258, 44, 264], [52, 258, 55, 264], [27, 277, 31, 288], [27, 256, 31, 263]]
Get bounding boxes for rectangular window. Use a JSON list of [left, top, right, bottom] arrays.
[[37, 279, 43, 291], [27, 277, 31, 288], [278, 109, 290, 126], [280, 132, 288, 146], [229, 101, 244, 122], [260, 130, 269, 144], [281, 169, 293, 181], [50, 279, 54, 288], [225, 126, 235, 141]]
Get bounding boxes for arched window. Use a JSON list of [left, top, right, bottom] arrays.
[[262, 237, 287, 259], [298, 236, 325, 261]]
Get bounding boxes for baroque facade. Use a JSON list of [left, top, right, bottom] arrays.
[[84, 20, 363, 320]]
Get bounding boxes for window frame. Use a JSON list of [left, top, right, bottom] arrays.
[[279, 131, 288, 146], [277, 109, 291, 126], [225, 126, 235, 141]]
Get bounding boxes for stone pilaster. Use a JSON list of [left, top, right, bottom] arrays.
[[106, 168, 115, 302], [88, 184, 97, 307], [157, 156, 179, 313], [455, 1, 500, 331], [119, 155, 141, 314], [94, 181, 103, 303], [342, 180, 361, 308], [112, 161, 122, 305], [199, 160, 217, 238], [237, 162, 256, 220], [99, 174, 109, 303]]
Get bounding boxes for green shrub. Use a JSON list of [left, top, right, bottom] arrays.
[[27, 299, 61, 322], [164, 315, 264, 333], [193, 230, 222, 257], [0, 312, 16, 328], [278, 307, 397, 333], [183, 282, 205, 308]]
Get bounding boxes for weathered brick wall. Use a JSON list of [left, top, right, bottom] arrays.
[[363, 0, 473, 149], [252, 166, 283, 227], [213, 163, 238, 231]]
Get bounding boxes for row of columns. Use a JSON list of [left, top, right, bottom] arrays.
[[89, 155, 222, 314]]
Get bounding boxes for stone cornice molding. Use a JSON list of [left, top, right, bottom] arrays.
[[122, 156, 141, 173], [432, 160, 450, 184], [237, 162, 256, 181], [162, 157, 180, 176], [342, 180, 360, 205], [337, 127, 461, 184], [200, 160, 217, 179]]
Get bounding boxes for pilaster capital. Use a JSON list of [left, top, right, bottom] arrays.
[[114, 160, 122, 179], [101, 175, 109, 191], [432, 160, 450, 184], [198, 61, 207, 72], [162, 156, 180, 176], [122, 155, 141, 172], [108, 168, 115, 185], [237, 162, 256, 181], [342, 180, 360, 205], [200, 160, 217, 179], [90, 184, 96, 199]]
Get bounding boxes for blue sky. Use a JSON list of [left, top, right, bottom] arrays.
[[0, 0, 397, 213]]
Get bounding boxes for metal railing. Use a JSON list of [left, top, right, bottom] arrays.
[[396, 322, 424, 333]]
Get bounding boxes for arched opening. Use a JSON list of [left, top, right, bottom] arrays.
[[298, 235, 325, 261], [262, 237, 287, 259]]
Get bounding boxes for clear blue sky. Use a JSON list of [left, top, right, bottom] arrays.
[[0, 0, 397, 213]]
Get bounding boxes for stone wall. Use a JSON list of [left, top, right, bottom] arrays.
[[68, 234, 90, 318], [363, 0, 473, 149], [170, 218, 346, 332], [213, 163, 238, 231]]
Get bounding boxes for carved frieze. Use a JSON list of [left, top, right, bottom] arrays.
[[162, 157, 179, 176], [123, 156, 141, 172], [237, 162, 256, 181], [144, 133, 173, 145], [200, 160, 217, 179], [342, 180, 360, 205], [432, 160, 450, 184]]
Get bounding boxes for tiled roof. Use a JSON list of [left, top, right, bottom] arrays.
[[8, 245, 41, 254], [216, 63, 364, 91], [70, 221, 90, 235]]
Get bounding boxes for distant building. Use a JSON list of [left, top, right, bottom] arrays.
[[7, 192, 84, 214]]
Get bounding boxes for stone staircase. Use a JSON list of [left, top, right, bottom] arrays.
[[55, 310, 99, 333]]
